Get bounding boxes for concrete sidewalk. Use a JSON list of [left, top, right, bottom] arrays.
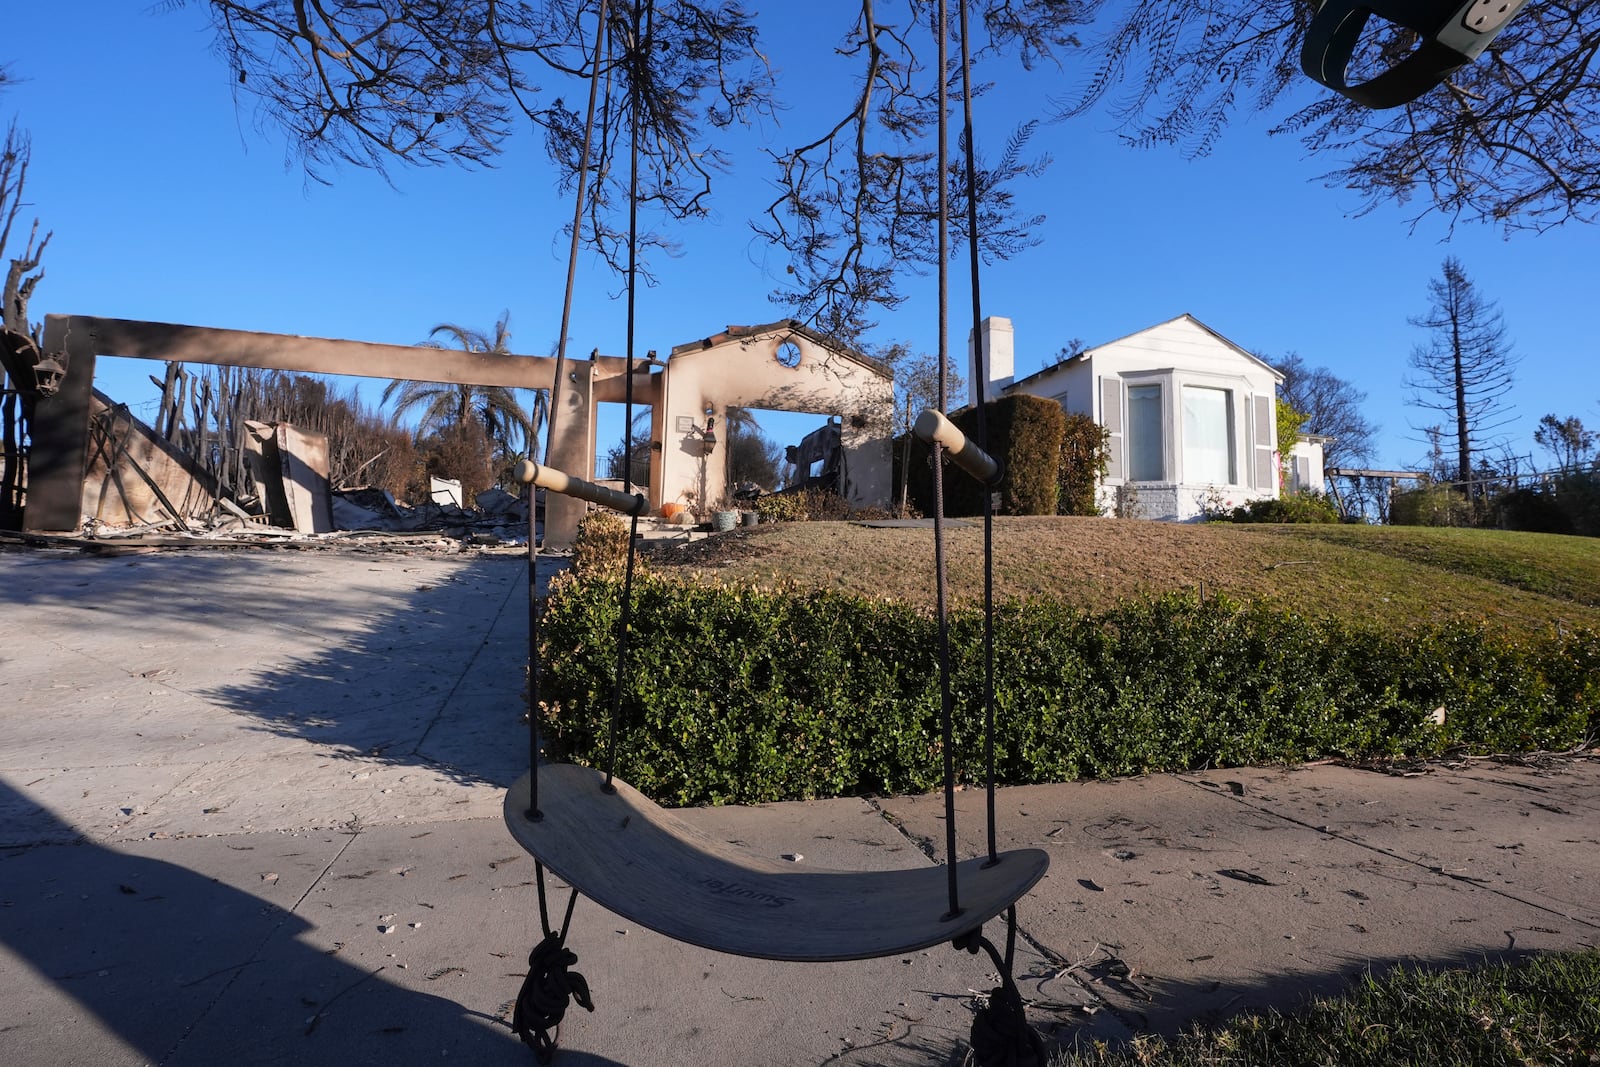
[[2, 547, 1596, 1066]]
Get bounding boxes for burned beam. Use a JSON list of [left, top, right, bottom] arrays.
[[25, 315, 660, 545]]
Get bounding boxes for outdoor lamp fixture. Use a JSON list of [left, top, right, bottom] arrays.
[[1300, 0, 1531, 108], [699, 416, 717, 456]]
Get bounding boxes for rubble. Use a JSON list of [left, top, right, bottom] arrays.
[[12, 397, 540, 553]]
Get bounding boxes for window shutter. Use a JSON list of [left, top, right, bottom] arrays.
[[1252, 395, 1276, 490], [1100, 377, 1124, 481], [1294, 454, 1313, 491]]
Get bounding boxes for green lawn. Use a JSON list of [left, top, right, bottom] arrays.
[[644, 519, 1600, 641], [1051, 950, 1600, 1066]]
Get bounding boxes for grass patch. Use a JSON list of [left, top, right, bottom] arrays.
[[1259, 525, 1600, 608], [644, 519, 1600, 642], [1053, 950, 1600, 1066]]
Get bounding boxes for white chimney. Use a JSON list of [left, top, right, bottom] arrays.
[[967, 316, 1015, 404]]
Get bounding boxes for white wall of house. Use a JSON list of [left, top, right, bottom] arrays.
[[657, 324, 894, 513], [1007, 314, 1283, 521], [1286, 436, 1328, 494]]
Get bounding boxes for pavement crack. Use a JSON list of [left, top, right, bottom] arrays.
[[863, 798, 1121, 1037], [410, 563, 522, 758], [1175, 775, 1600, 931], [158, 829, 361, 1065], [293, 829, 362, 913]]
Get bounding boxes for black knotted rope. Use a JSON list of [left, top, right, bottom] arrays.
[[512, 932, 595, 1064], [954, 907, 1045, 1067], [968, 981, 1046, 1067]]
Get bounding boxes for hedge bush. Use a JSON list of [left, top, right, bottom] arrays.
[[898, 395, 1066, 517], [1058, 413, 1110, 516], [536, 571, 1599, 806], [1211, 491, 1343, 524], [570, 511, 631, 577]]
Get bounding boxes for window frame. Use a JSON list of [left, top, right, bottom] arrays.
[[1180, 383, 1238, 486], [1125, 380, 1165, 483]]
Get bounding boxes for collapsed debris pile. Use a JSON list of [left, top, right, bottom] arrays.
[[27, 392, 538, 552]]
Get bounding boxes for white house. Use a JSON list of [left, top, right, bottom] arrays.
[[984, 314, 1287, 521]]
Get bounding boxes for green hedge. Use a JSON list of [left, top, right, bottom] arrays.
[[897, 395, 1066, 516], [536, 571, 1599, 806], [1058, 412, 1110, 516]]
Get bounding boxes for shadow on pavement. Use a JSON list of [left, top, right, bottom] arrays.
[[0, 779, 598, 1065], [6, 549, 540, 790]]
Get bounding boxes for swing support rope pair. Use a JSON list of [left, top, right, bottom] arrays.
[[507, 0, 1046, 1061], [497, 0, 1539, 1060]]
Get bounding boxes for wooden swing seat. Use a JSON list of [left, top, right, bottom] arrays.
[[504, 765, 1050, 963]]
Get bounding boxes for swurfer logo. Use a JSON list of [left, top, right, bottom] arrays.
[[698, 877, 793, 908]]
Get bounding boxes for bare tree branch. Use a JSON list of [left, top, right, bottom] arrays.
[[757, 2, 1089, 344], [1, 120, 50, 338], [1064, 1, 1600, 232]]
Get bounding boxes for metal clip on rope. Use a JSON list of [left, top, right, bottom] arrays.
[[1300, 0, 1530, 109], [914, 409, 1003, 486]]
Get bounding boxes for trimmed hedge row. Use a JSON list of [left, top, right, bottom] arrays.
[[536, 571, 1600, 807], [898, 394, 1067, 516]]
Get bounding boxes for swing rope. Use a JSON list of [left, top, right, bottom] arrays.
[[931, 0, 963, 926], [527, 0, 610, 822], [602, 0, 648, 792], [512, 862, 592, 1063], [515, 2, 612, 1056], [937, 2, 1041, 1060], [957, 0, 1000, 872], [515, 0, 1042, 1058]]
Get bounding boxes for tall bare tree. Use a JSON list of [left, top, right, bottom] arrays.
[[1, 66, 52, 528], [1267, 352, 1378, 469], [1405, 257, 1518, 493]]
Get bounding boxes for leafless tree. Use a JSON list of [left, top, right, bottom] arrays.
[[1268, 352, 1378, 469], [1062, 2, 1600, 232], [1405, 257, 1518, 495], [1, 65, 52, 527], [873, 339, 965, 512], [179, 2, 1087, 341], [1, 119, 49, 339], [1535, 414, 1597, 474]]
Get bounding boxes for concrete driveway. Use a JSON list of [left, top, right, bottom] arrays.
[[2, 546, 1595, 1065]]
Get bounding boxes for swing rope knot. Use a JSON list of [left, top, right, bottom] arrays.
[[512, 933, 595, 1064], [969, 982, 1046, 1067]]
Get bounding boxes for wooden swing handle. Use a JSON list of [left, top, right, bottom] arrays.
[[913, 409, 1002, 486], [514, 459, 647, 516]]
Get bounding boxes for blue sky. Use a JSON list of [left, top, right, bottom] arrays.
[[7, 3, 1597, 473]]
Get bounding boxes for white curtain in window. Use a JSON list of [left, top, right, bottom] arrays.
[[1182, 386, 1234, 484], [1127, 384, 1163, 481]]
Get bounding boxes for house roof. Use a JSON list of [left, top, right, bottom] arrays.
[[1005, 313, 1285, 391], [667, 320, 892, 379]]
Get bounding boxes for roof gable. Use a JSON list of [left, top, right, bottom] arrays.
[[1081, 314, 1282, 380], [668, 320, 891, 379], [1007, 313, 1283, 392]]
